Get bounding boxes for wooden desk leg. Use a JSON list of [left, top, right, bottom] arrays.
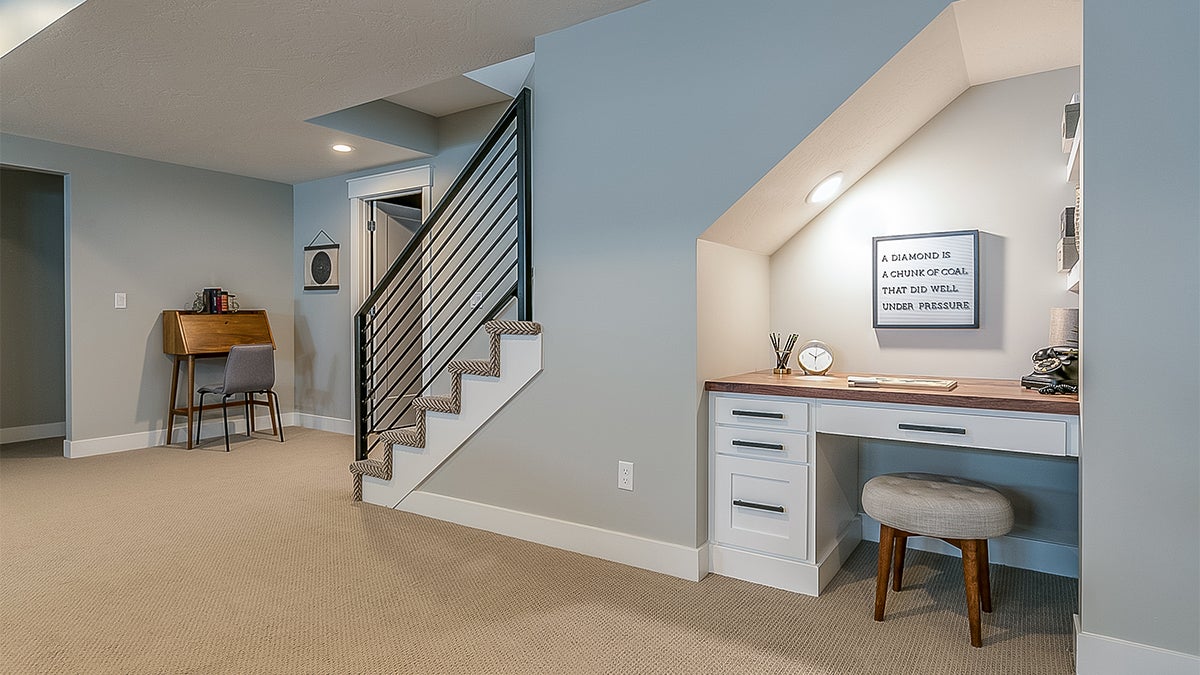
[[166, 356, 181, 446], [185, 356, 196, 449]]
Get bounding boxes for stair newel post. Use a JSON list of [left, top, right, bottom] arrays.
[[354, 310, 370, 461], [515, 88, 533, 322]]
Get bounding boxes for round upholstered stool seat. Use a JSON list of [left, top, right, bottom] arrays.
[[862, 472, 1014, 648], [862, 472, 1013, 540]]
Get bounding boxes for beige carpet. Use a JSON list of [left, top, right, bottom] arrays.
[[1, 429, 1076, 674]]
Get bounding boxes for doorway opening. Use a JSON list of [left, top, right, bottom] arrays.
[[0, 166, 67, 456], [366, 190, 426, 430]]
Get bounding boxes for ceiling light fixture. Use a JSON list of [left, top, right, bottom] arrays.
[[331, 144, 354, 153], [806, 172, 844, 204]]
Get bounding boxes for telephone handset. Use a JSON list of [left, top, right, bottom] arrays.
[[1021, 346, 1078, 394]]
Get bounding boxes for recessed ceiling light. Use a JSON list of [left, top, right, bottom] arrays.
[[806, 172, 844, 204], [331, 144, 354, 153]]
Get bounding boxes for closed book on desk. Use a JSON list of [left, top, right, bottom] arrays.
[[162, 310, 275, 355]]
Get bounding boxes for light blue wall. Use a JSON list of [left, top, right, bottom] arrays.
[[1080, 0, 1199, 659], [423, 0, 948, 547]]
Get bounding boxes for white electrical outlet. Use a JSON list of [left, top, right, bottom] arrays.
[[114, 292, 127, 309], [469, 291, 484, 308], [618, 461, 634, 491]]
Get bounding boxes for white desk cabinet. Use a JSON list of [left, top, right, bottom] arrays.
[[706, 372, 1080, 595], [709, 392, 860, 595]]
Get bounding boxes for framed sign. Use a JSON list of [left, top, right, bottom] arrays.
[[873, 229, 979, 328]]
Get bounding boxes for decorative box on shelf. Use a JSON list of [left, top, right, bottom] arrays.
[[1058, 238, 1078, 273]]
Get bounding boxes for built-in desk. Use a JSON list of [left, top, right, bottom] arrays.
[[704, 371, 1078, 595]]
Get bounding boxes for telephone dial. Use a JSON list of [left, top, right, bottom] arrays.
[[1021, 346, 1078, 395]]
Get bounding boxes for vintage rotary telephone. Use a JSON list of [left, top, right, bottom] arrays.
[[1021, 346, 1079, 394]]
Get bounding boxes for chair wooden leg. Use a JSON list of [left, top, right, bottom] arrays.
[[874, 524, 895, 621], [271, 391, 284, 442], [978, 538, 992, 613], [892, 532, 908, 591], [265, 390, 280, 437], [961, 539, 983, 647]]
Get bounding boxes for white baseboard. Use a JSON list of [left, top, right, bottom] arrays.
[[397, 490, 707, 582], [293, 413, 353, 435], [1076, 624, 1199, 675], [64, 413, 298, 458], [0, 422, 66, 444], [861, 514, 1078, 578]]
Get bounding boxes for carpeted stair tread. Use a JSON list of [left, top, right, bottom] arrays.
[[485, 320, 541, 335], [413, 395, 459, 414], [448, 359, 499, 377], [378, 427, 423, 448]]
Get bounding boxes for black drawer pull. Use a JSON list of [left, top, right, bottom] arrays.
[[733, 499, 786, 513], [731, 439, 785, 451], [898, 423, 967, 435], [731, 409, 784, 420]]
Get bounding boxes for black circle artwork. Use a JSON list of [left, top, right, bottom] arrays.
[[311, 251, 332, 285]]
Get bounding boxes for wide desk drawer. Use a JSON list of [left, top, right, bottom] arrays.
[[817, 403, 1068, 456], [714, 425, 808, 464], [714, 396, 809, 432], [714, 455, 809, 560]]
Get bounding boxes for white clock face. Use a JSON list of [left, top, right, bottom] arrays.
[[798, 344, 833, 374]]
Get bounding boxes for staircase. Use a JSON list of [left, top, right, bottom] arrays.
[[349, 89, 535, 503], [350, 320, 541, 504]]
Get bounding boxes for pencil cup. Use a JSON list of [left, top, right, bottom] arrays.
[[773, 350, 792, 375]]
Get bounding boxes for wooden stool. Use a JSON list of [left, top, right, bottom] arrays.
[[862, 472, 1014, 647]]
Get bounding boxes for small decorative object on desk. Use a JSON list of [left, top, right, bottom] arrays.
[[770, 332, 798, 374], [848, 376, 958, 391], [192, 288, 240, 314]]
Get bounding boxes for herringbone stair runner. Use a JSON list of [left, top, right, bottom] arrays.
[[350, 320, 542, 501]]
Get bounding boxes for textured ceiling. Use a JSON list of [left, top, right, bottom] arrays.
[[0, 0, 645, 184], [701, 0, 1081, 255]]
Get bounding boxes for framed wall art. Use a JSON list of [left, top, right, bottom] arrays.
[[304, 230, 340, 291]]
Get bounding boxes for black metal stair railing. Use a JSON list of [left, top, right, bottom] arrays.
[[354, 89, 532, 461]]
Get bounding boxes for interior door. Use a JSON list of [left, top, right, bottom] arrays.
[[368, 194, 423, 430]]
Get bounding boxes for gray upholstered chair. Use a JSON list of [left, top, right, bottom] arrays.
[[862, 472, 1014, 648], [196, 343, 283, 452]]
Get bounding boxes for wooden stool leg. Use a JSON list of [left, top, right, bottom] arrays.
[[874, 525, 896, 621], [978, 538, 993, 613], [961, 539, 983, 648], [892, 532, 908, 591]]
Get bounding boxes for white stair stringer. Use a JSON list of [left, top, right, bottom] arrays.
[[359, 331, 542, 508]]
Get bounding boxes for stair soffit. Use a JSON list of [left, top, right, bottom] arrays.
[[700, 0, 1082, 256]]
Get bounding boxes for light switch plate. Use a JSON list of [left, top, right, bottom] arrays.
[[114, 292, 127, 309]]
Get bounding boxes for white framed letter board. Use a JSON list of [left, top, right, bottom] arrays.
[[873, 229, 979, 329]]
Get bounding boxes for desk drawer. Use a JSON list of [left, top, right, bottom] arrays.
[[715, 396, 809, 432], [714, 455, 809, 560], [818, 404, 1068, 456], [714, 425, 808, 464]]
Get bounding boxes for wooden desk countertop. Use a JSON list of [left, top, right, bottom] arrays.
[[705, 371, 1079, 416]]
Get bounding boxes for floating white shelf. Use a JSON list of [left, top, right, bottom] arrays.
[[1066, 133, 1081, 183]]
